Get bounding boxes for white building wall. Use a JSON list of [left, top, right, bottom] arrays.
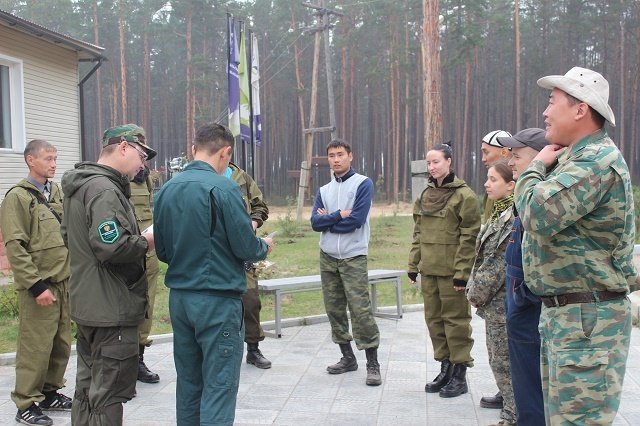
[[0, 24, 81, 202]]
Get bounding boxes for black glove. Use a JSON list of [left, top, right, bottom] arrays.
[[453, 279, 467, 288], [407, 272, 418, 282]]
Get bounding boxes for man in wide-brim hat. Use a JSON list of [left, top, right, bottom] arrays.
[[514, 67, 636, 425]]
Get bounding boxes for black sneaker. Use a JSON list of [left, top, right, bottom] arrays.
[[40, 392, 72, 410], [15, 403, 53, 426]]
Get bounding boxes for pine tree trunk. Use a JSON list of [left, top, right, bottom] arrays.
[[117, 0, 127, 121], [422, 0, 443, 152], [185, 8, 194, 159]]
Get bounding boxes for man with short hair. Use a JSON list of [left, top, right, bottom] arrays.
[[498, 128, 550, 426], [1, 140, 72, 426], [225, 162, 272, 369], [515, 67, 636, 424], [154, 123, 272, 425], [310, 139, 381, 387], [61, 124, 156, 425]]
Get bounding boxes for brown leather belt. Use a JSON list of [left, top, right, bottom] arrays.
[[541, 290, 626, 308]]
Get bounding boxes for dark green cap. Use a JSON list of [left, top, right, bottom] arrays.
[[102, 124, 157, 161]]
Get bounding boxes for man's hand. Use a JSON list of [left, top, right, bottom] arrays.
[[533, 144, 567, 168], [35, 289, 56, 306], [262, 237, 274, 254], [142, 232, 155, 252], [316, 208, 328, 216], [340, 209, 352, 219]]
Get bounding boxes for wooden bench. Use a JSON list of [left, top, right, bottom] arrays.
[[258, 269, 404, 338]]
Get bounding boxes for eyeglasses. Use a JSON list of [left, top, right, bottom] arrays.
[[128, 143, 148, 161]]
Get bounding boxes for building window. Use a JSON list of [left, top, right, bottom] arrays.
[[0, 54, 25, 152]]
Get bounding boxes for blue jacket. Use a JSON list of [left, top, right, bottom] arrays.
[[154, 161, 268, 295]]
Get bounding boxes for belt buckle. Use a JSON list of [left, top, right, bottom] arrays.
[[555, 294, 568, 307]]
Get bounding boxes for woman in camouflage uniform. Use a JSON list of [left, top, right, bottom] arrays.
[[408, 143, 481, 398], [466, 161, 516, 426]]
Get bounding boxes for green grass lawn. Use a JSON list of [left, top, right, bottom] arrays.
[[0, 214, 421, 353]]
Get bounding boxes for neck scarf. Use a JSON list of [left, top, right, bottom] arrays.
[[489, 194, 513, 223]]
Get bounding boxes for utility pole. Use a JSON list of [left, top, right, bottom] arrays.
[[296, 0, 343, 221]]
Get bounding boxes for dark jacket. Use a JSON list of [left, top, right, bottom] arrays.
[[154, 160, 268, 295], [61, 162, 148, 327]]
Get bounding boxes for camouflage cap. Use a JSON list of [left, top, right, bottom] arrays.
[[102, 124, 157, 161]]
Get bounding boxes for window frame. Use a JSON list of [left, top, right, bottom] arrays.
[[0, 53, 26, 153]]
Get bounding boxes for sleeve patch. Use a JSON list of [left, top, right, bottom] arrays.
[[98, 220, 120, 244]]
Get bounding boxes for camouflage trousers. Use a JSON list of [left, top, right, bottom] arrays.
[[539, 298, 631, 425], [320, 251, 380, 350], [486, 321, 517, 425]]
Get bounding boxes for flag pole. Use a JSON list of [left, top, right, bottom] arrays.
[[248, 29, 255, 178]]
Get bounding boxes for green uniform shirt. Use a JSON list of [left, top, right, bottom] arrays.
[[515, 130, 636, 295], [0, 179, 69, 289]]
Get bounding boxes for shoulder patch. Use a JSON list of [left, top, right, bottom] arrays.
[[98, 220, 120, 244]]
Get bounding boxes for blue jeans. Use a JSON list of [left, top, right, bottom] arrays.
[[504, 217, 544, 426]]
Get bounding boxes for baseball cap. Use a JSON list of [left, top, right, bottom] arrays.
[[497, 128, 550, 152], [102, 124, 157, 161], [537, 67, 615, 127], [482, 130, 512, 148]]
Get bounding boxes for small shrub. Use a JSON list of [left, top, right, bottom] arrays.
[[275, 198, 303, 238], [0, 280, 18, 318]]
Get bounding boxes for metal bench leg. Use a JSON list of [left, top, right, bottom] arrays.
[[371, 282, 378, 314], [275, 291, 282, 338], [395, 277, 403, 318]]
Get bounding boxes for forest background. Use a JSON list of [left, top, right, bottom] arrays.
[[1, 0, 639, 201]]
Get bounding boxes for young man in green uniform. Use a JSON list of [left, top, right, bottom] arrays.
[[130, 166, 161, 383], [154, 123, 272, 425], [516, 67, 636, 425], [61, 124, 156, 426], [1, 140, 72, 426], [225, 162, 272, 369]]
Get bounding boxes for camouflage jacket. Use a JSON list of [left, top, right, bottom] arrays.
[[515, 130, 636, 296], [466, 207, 514, 323], [228, 162, 269, 228]]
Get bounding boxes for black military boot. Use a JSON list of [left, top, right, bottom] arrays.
[[246, 343, 272, 369], [424, 359, 452, 393], [439, 364, 468, 398], [480, 392, 504, 409], [327, 342, 358, 374], [365, 348, 382, 386], [137, 345, 160, 384]]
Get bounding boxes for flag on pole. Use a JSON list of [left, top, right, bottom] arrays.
[[251, 33, 262, 146], [238, 22, 251, 143], [227, 15, 240, 138]]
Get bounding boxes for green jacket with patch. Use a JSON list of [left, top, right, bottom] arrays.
[[408, 174, 481, 283], [61, 162, 148, 327], [0, 179, 69, 290]]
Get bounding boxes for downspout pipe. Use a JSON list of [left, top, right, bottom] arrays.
[[78, 58, 104, 160]]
